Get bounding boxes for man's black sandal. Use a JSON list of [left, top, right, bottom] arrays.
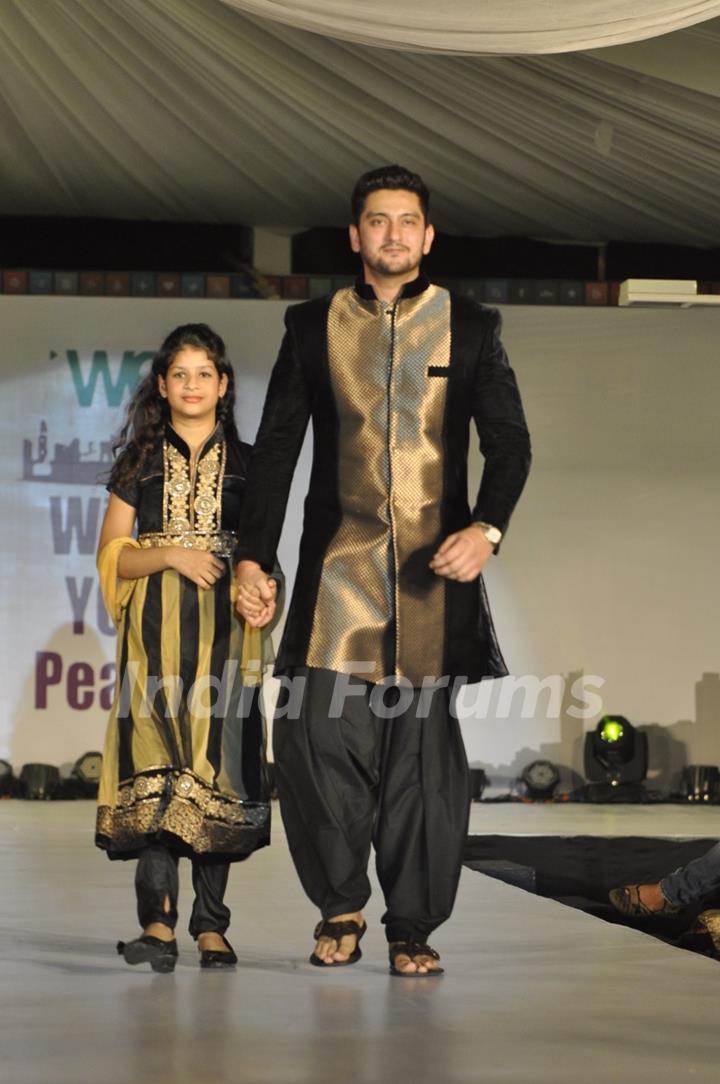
[[389, 942, 444, 977], [200, 933, 238, 969], [117, 935, 178, 973], [309, 918, 367, 967]]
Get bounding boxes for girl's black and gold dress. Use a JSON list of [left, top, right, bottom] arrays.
[[96, 423, 275, 867]]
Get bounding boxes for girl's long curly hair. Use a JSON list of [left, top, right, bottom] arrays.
[[108, 323, 240, 491]]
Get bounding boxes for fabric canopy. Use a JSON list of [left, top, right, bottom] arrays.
[[0, 0, 719, 244], [221, 0, 720, 53]]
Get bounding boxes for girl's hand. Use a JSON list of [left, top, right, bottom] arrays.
[[235, 562, 277, 627], [167, 547, 227, 589]]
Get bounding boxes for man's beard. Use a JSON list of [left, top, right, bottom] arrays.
[[364, 248, 420, 278]]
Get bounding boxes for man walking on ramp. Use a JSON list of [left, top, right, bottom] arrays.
[[235, 165, 531, 975]]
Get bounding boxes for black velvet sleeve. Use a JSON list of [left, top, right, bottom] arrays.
[[235, 308, 312, 572], [470, 308, 531, 542], [106, 476, 140, 509]]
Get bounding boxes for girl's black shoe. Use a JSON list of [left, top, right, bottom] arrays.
[[117, 935, 178, 973], [199, 934, 237, 969]]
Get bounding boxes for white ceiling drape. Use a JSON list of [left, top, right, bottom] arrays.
[[0, 0, 719, 244], [220, 0, 720, 54]]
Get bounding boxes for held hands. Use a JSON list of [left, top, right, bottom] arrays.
[[168, 547, 227, 589], [429, 525, 494, 582], [235, 561, 278, 628]]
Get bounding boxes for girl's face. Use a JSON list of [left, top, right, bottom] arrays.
[[157, 347, 228, 425]]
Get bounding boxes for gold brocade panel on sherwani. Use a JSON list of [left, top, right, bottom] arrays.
[[305, 284, 451, 685]]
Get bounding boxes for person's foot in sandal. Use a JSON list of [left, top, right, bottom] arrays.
[[389, 941, 444, 976], [310, 912, 366, 966], [608, 883, 682, 917]]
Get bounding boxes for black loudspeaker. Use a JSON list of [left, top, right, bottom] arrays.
[[470, 768, 488, 802], [0, 760, 20, 797], [265, 761, 277, 800], [19, 763, 61, 800], [681, 765, 720, 803]]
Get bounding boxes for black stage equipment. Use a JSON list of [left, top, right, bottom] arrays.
[[71, 751, 103, 798], [582, 715, 648, 802], [681, 765, 720, 803], [0, 759, 17, 797], [266, 761, 277, 800], [520, 759, 560, 801], [470, 768, 488, 802], [19, 763, 61, 800]]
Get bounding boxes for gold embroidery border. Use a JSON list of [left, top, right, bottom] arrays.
[[138, 530, 237, 557], [96, 768, 270, 854]]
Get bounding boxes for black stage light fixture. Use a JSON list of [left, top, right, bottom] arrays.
[[71, 751, 103, 798], [0, 759, 16, 797], [582, 715, 648, 802], [520, 759, 560, 801], [470, 768, 488, 802], [19, 763, 61, 800], [681, 765, 720, 803]]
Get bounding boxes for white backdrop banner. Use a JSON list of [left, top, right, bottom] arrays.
[[2, 296, 718, 793]]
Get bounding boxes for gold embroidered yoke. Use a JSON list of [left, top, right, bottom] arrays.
[[306, 284, 451, 685], [137, 435, 236, 556]]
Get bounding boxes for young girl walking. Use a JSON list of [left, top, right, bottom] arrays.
[[96, 323, 278, 972]]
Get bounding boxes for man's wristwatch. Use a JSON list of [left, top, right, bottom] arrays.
[[472, 521, 503, 547]]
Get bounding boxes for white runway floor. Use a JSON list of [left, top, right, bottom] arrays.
[[2, 801, 719, 1084]]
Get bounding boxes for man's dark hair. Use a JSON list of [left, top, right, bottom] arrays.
[[351, 165, 430, 224]]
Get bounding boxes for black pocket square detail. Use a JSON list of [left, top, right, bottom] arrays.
[[427, 366, 450, 377]]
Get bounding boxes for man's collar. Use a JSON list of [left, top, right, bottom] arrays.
[[354, 273, 430, 302]]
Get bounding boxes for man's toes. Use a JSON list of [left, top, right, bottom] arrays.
[[394, 954, 418, 973], [332, 935, 354, 961], [315, 938, 333, 961]]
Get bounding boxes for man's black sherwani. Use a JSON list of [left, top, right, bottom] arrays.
[[236, 274, 531, 686]]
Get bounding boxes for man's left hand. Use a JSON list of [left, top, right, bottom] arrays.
[[429, 526, 494, 582]]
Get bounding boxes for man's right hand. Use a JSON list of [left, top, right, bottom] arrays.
[[235, 560, 277, 628]]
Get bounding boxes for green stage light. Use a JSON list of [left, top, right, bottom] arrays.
[[600, 718, 624, 744], [583, 714, 648, 801]]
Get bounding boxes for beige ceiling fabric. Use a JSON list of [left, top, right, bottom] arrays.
[[0, 0, 719, 244], [587, 17, 720, 95], [220, 0, 720, 54]]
